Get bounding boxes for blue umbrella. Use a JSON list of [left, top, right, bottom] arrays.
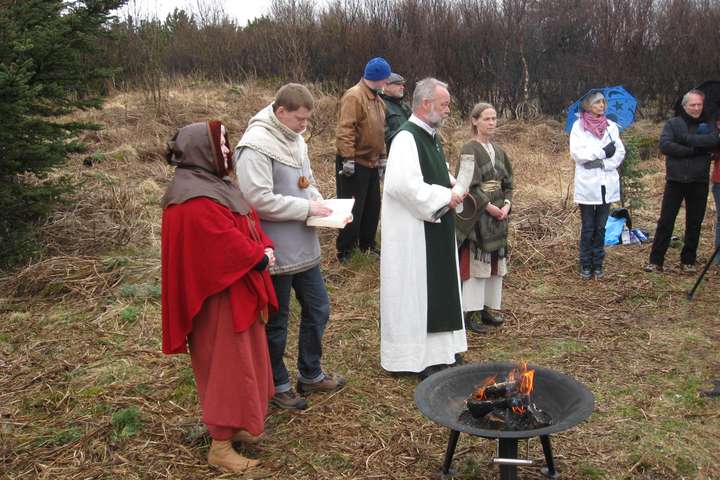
[[564, 86, 638, 133]]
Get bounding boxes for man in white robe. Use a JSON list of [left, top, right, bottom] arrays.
[[380, 78, 467, 378]]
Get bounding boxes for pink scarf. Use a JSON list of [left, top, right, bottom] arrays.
[[581, 111, 608, 139]]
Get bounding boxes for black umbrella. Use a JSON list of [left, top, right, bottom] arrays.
[[673, 80, 720, 118]]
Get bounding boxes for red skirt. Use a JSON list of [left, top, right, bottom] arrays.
[[188, 289, 273, 440]]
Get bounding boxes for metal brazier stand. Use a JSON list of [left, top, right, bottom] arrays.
[[414, 362, 595, 480]]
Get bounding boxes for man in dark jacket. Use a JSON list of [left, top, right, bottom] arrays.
[[645, 89, 720, 273], [381, 73, 412, 151]]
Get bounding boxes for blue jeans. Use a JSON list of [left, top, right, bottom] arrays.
[[579, 189, 609, 269], [267, 265, 329, 393], [714, 183, 720, 264]]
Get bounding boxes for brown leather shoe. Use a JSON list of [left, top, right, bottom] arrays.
[[297, 373, 347, 394], [271, 388, 308, 410], [208, 439, 259, 473]]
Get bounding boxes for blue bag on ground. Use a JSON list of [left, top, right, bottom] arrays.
[[604, 215, 626, 245]]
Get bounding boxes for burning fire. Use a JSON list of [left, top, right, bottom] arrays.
[[471, 375, 497, 400], [511, 363, 535, 395], [471, 362, 535, 414]]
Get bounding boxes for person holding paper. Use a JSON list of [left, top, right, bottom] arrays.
[[455, 103, 513, 334], [380, 77, 467, 380], [235, 83, 347, 411]]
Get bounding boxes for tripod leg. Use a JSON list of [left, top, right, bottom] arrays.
[[441, 430, 460, 475], [687, 244, 720, 300], [540, 435, 560, 478]]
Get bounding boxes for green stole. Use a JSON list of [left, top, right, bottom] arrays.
[[400, 122, 463, 333]]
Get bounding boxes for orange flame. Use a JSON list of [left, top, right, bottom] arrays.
[[520, 369, 534, 396], [512, 362, 534, 414], [472, 374, 497, 400], [470, 363, 536, 414]]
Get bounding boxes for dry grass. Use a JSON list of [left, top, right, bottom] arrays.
[[1, 79, 719, 480]]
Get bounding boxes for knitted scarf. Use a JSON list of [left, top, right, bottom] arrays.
[[236, 104, 308, 168], [581, 111, 608, 139]]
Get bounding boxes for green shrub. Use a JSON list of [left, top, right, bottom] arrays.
[[119, 306, 139, 323], [620, 134, 656, 212], [111, 407, 142, 441]]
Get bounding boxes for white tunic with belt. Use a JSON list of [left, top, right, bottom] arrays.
[[462, 141, 506, 312]]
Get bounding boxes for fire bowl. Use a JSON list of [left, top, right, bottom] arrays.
[[414, 362, 594, 439]]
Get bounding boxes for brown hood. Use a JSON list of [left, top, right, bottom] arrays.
[[161, 121, 250, 214]]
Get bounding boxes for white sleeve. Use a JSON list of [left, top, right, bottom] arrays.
[[569, 121, 606, 164], [384, 130, 452, 222], [234, 148, 310, 221]]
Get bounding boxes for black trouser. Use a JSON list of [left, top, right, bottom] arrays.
[[335, 155, 380, 256], [649, 180, 709, 266], [578, 186, 609, 269]]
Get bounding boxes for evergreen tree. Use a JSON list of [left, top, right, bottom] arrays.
[[0, 0, 124, 268], [619, 133, 656, 212]]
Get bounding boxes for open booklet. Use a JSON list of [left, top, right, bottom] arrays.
[[306, 198, 355, 228], [431, 156, 476, 221]]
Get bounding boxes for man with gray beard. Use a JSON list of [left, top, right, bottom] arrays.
[[379, 78, 467, 380]]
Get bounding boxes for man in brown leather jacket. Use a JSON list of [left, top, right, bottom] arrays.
[[335, 57, 391, 263]]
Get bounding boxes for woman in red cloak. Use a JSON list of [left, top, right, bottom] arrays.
[[161, 120, 278, 473]]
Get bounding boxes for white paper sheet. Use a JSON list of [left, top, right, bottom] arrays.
[[306, 198, 355, 228]]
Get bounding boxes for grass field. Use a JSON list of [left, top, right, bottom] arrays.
[[1, 79, 718, 479]]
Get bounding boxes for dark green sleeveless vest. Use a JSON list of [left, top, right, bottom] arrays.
[[399, 122, 463, 333]]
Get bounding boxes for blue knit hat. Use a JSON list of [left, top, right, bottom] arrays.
[[364, 57, 391, 81]]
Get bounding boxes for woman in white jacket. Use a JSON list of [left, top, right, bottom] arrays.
[[569, 92, 625, 279]]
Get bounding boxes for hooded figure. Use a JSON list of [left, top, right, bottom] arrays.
[[161, 120, 277, 474]]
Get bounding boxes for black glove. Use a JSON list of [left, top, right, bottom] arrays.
[[339, 158, 355, 177], [602, 141, 616, 159], [583, 159, 604, 169], [378, 157, 387, 180], [253, 255, 269, 271]]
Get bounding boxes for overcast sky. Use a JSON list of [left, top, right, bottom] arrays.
[[117, 0, 275, 26]]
